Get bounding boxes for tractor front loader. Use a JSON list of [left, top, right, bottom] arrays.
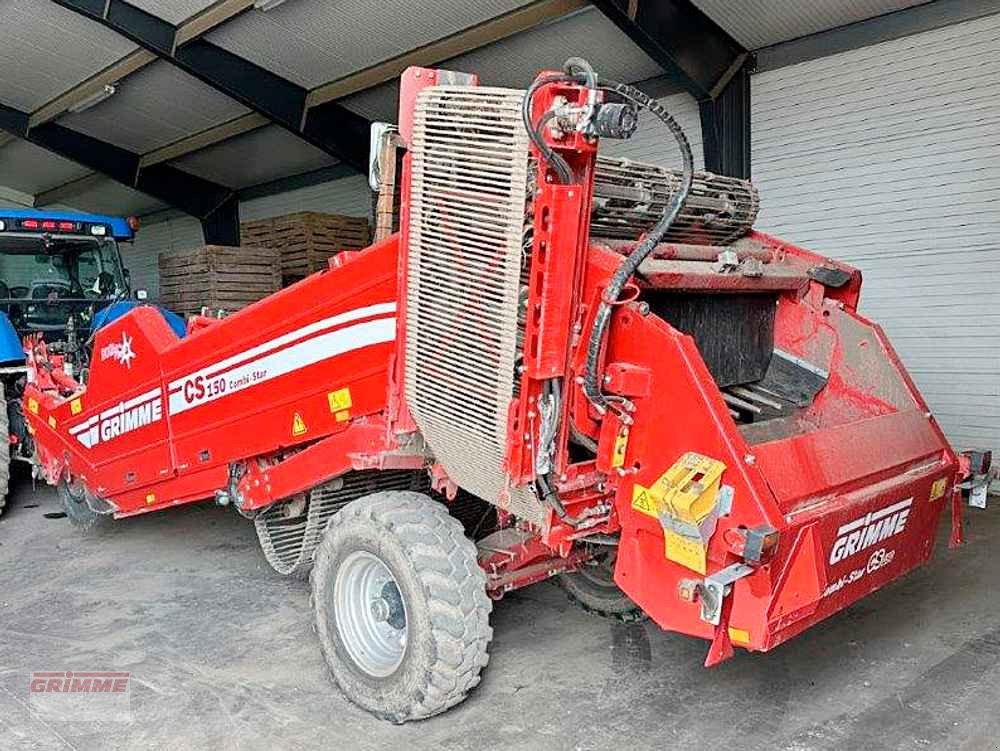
[[24, 60, 963, 723]]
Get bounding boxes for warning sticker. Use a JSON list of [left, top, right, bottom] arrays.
[[929, 477, 948, 502], [70, 398, 83, 415], [611, 428, 629, 469], [27, 398, 38, 415], [292, 412, 308, 436], [631, 483, 658, 518], [328, 388, 352, 413], [334, 410, 351, 423]]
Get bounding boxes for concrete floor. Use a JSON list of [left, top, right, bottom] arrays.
[[1, 474, 998, 751]]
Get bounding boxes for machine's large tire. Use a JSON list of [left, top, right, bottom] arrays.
[[0, 382, 9, 516], [57, 477, 113, 531], [311, 491, 492, 723], [557, 550, 647, 623]]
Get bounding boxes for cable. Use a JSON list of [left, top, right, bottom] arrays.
[[521, 73, 579, 184], [582, 79, 694, 411]]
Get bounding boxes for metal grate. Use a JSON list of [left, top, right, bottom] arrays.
[[254, 470, 427, 577], [406, 85, 544, 525]]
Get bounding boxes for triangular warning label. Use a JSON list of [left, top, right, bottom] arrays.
[[631, 485, 657, 518], [292, 412, 308, 436]]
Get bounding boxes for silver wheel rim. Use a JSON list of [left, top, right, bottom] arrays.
[[334, 550, 408, 678]]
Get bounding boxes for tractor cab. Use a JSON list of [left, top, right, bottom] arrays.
[[0, 211, 136, 360]]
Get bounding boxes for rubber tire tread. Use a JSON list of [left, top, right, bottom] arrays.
[[310, 491, 492, 723]]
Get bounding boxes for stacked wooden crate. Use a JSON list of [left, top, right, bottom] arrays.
[[240, 212, 370, 286], [373, 132, 406, 243], [158, 245, 281, 318]]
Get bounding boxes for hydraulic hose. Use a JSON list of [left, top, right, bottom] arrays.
[[524, 59, 695, 528], [581, 80, 694, 411]]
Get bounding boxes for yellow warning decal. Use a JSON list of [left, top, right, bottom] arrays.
[[145, 493, 156, 505], [328, 388, 352, 413], [632, 483, 658, 518], [335, 409, 351, 423], [611, 428, 629, 469], [929, 477, 948, 502], [70, 398, 83, 415], [728, 627, 750, 646], [47, 416, 57, 429], [27, 397, 39, 415], [292, 412, 308, 436]]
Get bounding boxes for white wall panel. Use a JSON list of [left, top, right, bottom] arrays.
[[122, 215, 203, 298], [752, 12, 1000, 453], [599, 92, 705, 171]]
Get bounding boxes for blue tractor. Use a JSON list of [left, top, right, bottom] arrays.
[[0, 209, 184, 515]]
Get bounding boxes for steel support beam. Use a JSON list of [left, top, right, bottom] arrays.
[[0, 101, 238, 243], [699, 62, 751, 179], [51, 0, 370, 171], [592, 0, 746, 101], [593, 0, 751, 178]]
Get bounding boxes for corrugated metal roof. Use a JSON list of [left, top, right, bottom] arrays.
[[342, 6, 663, 122], [128, 0, 221, 25], [64, 178, 166, 217], [0, 0, 138, 112], [0, 141, 92, 194], [58, 61, 249, 154], [691, 0, 931, 49], [206, 0, 537, 88], [170, 125, 337, 189]]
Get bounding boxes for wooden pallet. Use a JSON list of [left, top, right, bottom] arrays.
[[240, 211, 371, 285], [158, 245, 281, 318]]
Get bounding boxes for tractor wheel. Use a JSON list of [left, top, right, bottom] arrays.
[[57, 477, 113, 531], [311, 491, 492, 723], [0, 382, 9, 517], [557, 550, 647, 623]]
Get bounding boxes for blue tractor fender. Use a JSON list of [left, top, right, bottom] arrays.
[[0, 312, 24, 365], [92, 301, 187, 339]]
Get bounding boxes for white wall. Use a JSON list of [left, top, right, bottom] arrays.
[[752, 12, 1000, 453], [600, 91, 705, 170]]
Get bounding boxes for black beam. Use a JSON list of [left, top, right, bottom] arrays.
[[51, 0, 370, 171], [198, 193, 241, 246], [592, 0, 746, 101], [238, 164, 356, 202], [592, 0, 751, 178], [0, 101, 239, 243], [699, 62, 751, 179]]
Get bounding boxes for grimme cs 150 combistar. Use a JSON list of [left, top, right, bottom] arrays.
[[24, 60, 964, 722]]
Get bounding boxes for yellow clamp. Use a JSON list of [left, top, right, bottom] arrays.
[[632, 452, 728, 574]]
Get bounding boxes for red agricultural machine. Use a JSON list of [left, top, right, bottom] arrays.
[[24, 60, 964, 722]]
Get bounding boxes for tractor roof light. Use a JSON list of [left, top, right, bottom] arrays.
[[91, 225, 107, 237], [0, 220, 5, 231], [126, 216, 141, 232]]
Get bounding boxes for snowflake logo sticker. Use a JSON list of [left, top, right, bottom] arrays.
[[99, 331, 137, 369]]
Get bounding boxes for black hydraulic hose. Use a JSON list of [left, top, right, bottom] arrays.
[[582, 80, 695, 411], [521, 73, 577, 184]]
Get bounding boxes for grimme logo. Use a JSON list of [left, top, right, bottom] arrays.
[[31, 671, 129, 694], [30, 671, 132, 721], [69, 389, 162, 449], [829, 498, 912, 565]]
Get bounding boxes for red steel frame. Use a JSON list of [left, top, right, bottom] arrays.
[[23, 66, 963, 667]]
